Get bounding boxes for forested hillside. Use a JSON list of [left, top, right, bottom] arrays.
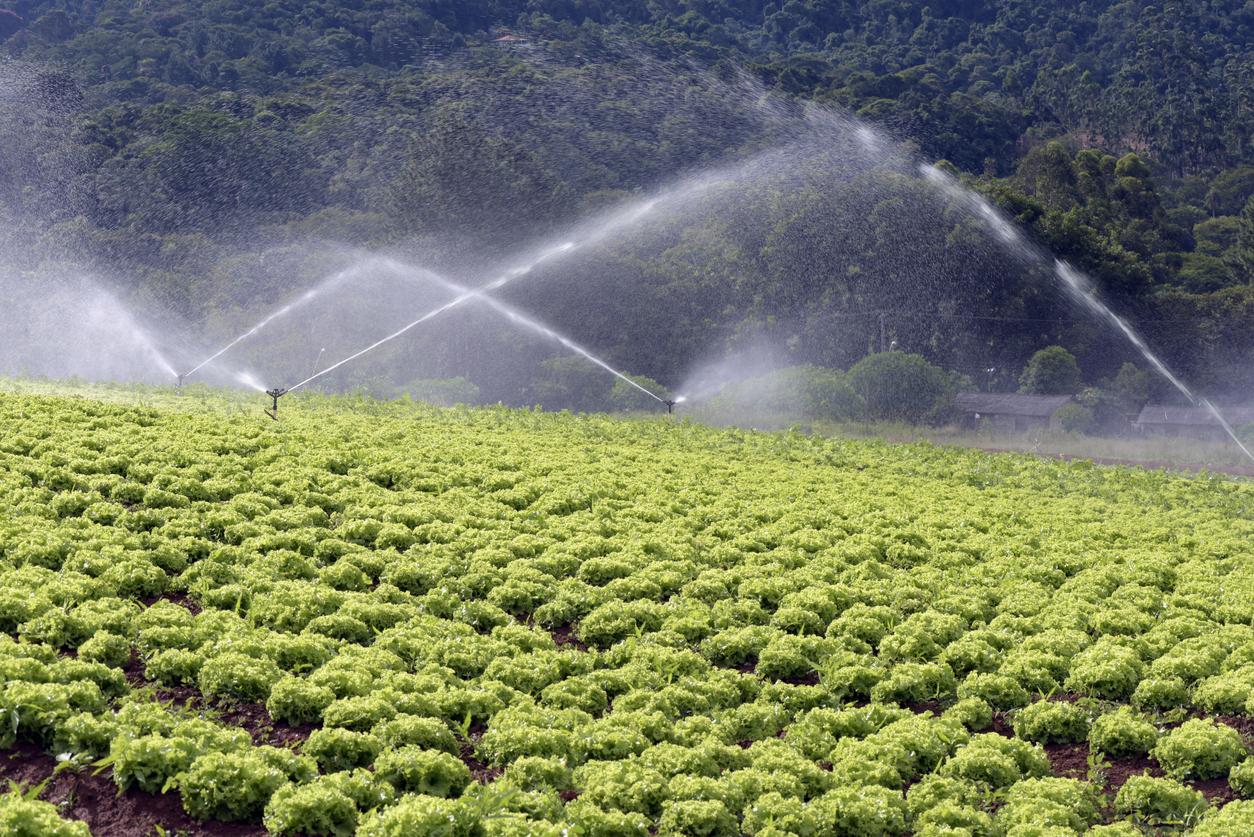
[[4, 0, 1254, 406]]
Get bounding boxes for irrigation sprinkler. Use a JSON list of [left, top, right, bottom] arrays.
[[663, 399, 676, 414], [264, 387, 288, 421]]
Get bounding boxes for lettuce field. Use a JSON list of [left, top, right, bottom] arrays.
[[6, 385, 1254, 837]]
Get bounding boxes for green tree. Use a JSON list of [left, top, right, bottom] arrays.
[[1223, 195, 1254, 285], [608, 374, 669, 412], [848, 352, 955, 424], [1019, 346, 1081, 395], [387, 116, 573, 255]]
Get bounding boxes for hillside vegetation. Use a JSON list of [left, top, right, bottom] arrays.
[[3, 0, 1254, 403]]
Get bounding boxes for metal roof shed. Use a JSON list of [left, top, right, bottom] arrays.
[[956, 392, 1078, 433]]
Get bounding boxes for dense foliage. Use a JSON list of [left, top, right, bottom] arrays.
[[3, 383, 1254, 834], [5, 0, 1254, 403]]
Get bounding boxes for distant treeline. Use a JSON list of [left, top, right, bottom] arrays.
[[3, 0, 1254, 403]]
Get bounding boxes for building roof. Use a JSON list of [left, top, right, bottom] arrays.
[[956, 392, 1076, 417], [1135, 404, 1254, 427]]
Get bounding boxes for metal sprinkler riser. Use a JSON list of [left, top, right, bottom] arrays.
[[264, 387, 289, 421]]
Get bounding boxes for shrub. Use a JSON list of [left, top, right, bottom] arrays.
[[266, 676, 335, 726], [301, 728, 383, 773], [1019, 346, 1081, 395], [1087, 707, 1158, 759], [1013, 701, 1089, 744], [848, 352, 957, 424], [178, 750, 290, 822], [1113, 774, 1207, 825], [1152, 719, 1249, 781], [1053, 404, 1095, 434]]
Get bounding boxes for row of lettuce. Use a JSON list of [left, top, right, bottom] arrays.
[[4, 388, 1254, 835]]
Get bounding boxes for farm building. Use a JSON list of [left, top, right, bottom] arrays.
[[955, 392, 1078, 433], [1134, 404, 1254, 439]]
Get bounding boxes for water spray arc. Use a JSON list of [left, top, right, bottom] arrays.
[[921, 164, 1254, 466], [278, 190, 684, 399], [310, 259, 666, 407]]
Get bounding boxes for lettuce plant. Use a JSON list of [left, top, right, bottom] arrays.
[[1131, 675, 1189, 710], [1193, 668, 1254, 715], [1012, 700, 1089, 744], [263, 780, 360, 837], [1229, 756, 1254, 798], [574, 760, 669, 816], [806, 785, 907, 837], [1087, 706, 1158, 759], [198, 651, 284, 702], [942, 697, 993, 731], [266, 676, 336, 726], [1064, 640, 1143, 700], [961, 672, 1030, 711], [373, 746, 472, 798], [0, 791, 92, 837], [656, 799, 737, 837], [177, 750, 290, 822], [301, 728, 384, 773], [1152, 718, 1249, 781], [1113, 774, 1207, 825], [1192, 800, 1254, 837]]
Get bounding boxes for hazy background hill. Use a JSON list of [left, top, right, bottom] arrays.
[[4, 0, 1254, 409]]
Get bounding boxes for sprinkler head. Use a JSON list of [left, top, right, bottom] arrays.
[[663, 399, 676, 414], [177, 374, 185, 388], [264, 387, 289, 419]]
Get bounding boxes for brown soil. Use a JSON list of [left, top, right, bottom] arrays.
[[0, 741, 266, 837], [548, 622, 589, 653]]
